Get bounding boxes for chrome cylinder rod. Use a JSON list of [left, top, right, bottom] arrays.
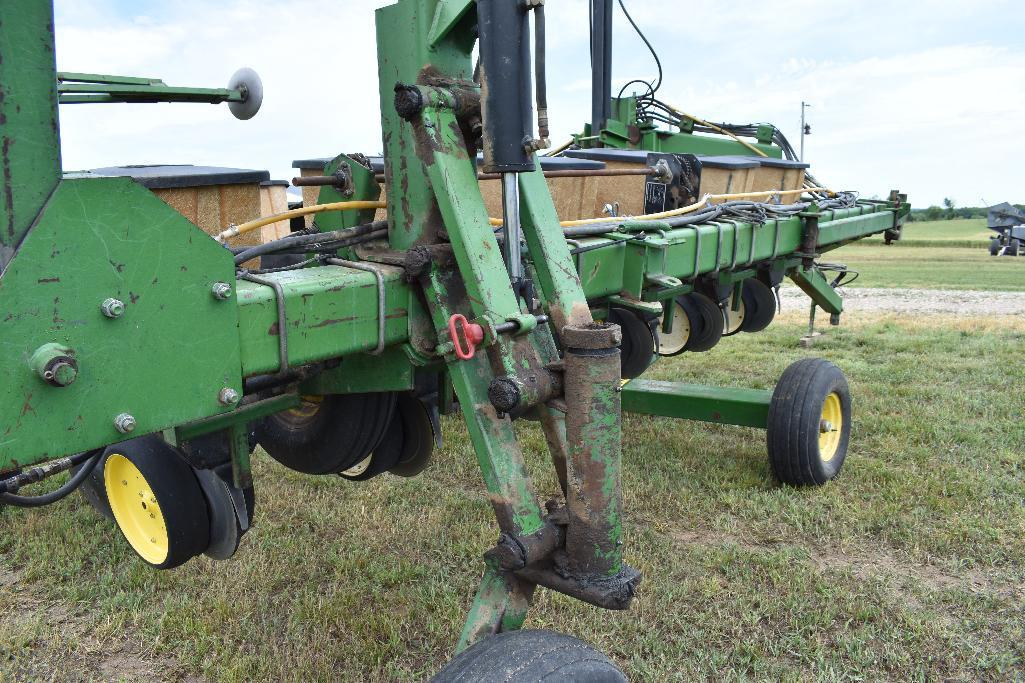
[[502, 172, 523, 283]]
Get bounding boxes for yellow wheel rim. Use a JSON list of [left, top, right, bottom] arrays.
[[658, 302, 691, 355], [818, 392, 843, 462], [724, 293, 746, 335], [105, 454, 169, 565], [341, 454, 374, 477]]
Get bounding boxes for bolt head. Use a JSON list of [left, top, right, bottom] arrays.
[[819, 419, 835, 434], [218, 387, 240, 406], [100, 298, 125, 318], [114, 413, 136, 434], [48, 360, 78, 387], [211, 282, 233, 300]]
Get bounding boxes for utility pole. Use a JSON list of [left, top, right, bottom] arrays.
[[800, 101, 811, 162]]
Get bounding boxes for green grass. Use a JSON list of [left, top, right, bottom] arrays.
[[863, 218, 992, 247], [824, 241, 1025, 291], [2, 313, 1025, 682]]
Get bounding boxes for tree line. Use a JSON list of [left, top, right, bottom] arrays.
[[907, 198, 1025, 222]]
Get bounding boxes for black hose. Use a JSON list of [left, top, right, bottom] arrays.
[[234, 221, 387, 265], [615, 0, 662, 99], [0, 450, 102, 508], [533, 4, 549, 141]]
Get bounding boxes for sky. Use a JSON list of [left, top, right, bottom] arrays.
[[53, 0, 1025, 208]]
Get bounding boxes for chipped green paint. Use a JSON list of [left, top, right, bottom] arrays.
[[0, 178, 240, 470]]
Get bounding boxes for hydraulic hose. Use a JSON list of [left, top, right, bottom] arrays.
[[216, 201, 386, 243], [233, 220, 389, 266], [0, 450, 102, 508]]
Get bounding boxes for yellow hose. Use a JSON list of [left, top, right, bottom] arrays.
[[490, 187, 832, 228], [662, 105, 769, 158], [215, 201, 387, 243]]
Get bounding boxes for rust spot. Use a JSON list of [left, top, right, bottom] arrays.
[[108, 260, 125, 273], [129, 291, 140, 304], [37, 276, 59, 283], [268, 322, 280, 336], [310, 316, 357, 329], [2, 137, 14, 242], [20, 392, 35, 417]]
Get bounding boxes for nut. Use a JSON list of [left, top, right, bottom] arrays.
[[100, 298, 125, 318], [211, 282, 233, 300], [218, 387, 240, 406], [113, 413, 136, 434]]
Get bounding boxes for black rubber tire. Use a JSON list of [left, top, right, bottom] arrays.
[[431, 629, 626, 683], [73, 451, 113, 520], [989, 238, 1001, 256], [739, 278, 777, 333], [608, 307, 656, 379], [1005, 239, 1020, 256], [103, 437, 210, 570], [388, 396, 436, 478], [255, 393, 397, 475], [767, 358, 852, 486], [678, 292, 723, 352]]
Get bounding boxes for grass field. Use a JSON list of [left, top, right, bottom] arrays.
[[3, 310, 1024, 682], [822, 219, 1024, 292], [865, 218, 992, 247]]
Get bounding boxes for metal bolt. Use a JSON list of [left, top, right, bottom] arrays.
[[114, 413, 136, 434], [218, 387, 240, 406], [100, 298, 125, 318], [211, 282, 232, 300], [820, 419, 834, 434]]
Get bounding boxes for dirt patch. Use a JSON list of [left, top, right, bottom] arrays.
[[671, 528, 1021, 600], [779, 286, 1025, 316]]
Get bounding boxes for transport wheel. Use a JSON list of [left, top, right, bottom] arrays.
[[608, 306, 657, 379], [254, 392, 396, 475], [103, 437, 210, 570], [989, 238, 1001, 256], [678, 292, 723, 353], [739, 278, 777, 333], [721, 291, 747, 336], [73, 451, 113, 520], [430, 629, 627, 683], [767, 358, 851, 486], [1006, 239, 1020, 256], [656, 299, 691, 356]]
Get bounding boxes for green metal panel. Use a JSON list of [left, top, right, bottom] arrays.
[[0, 1, 62, 267], [376, 0, 475, 251], [789, 265, 843, 314], [301, 346, 416, 395], [622, 380, 771, 428], [0, 178, 241, 471], [235, 265, 411, 377], [574, 204, 899, 299]]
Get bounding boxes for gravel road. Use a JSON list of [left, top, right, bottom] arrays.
[[779, 287, 1025, 316]]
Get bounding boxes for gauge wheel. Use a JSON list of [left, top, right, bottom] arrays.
[[722, 290, 747, 337], [739, 278, 777, 333], [608, 306, 657, 379], [103, 437, 210, 570], [656, 298, 692, 356], [254, 393, 397, 475], [767, 358, 852, 486], [679, 292, 723, 353], [989, 238, 1001, 256], [430, 629, 626, 682]]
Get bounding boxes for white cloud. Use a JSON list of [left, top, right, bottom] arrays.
[[54, 0, 1025, 208]]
